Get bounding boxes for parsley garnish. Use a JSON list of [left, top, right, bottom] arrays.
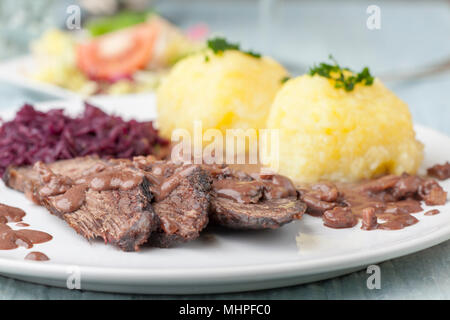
[[281, 76, 291, 84], [245, 50, 261, 58], [206, 37, 261, 59], [309, 55, 374, 91], [207, 37, 239, 54]]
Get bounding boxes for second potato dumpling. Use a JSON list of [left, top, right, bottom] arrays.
[[156, 49, 288, 140], [266, 74, 424, 182]]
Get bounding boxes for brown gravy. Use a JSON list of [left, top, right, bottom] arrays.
[[15, 222, 29, 227], [24, 251, 49, 261], [88, 169, 143, 191], [0, 223, 52, 250], [298, 173, 447, 231], [35, 162, 73, 197], [209, 164, 447, 232], [52, 184, 88, 213], [0, 203, 52, 250], [427, 162, 450, 180], [35, 162, 145, 213], [213, 179, 263, 203], [208, 163, 298, 204], [0, 203, 25, 223], [424, 209, 440, 216]]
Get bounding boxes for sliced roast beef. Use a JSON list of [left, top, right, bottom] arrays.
[[3, 156, 106, 204], [3, 157, 157, 251], [132, 157, 211, 248], [212, 197, 305, 229], [204, 164, 306, 229], [4, 156, 309, 248]]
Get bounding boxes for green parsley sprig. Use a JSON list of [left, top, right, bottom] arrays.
[[309, 55, 374, 91], [280, 76, 291, 84], [206, 37, 261, 59]]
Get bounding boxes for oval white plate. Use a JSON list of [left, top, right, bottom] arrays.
[[0, 96, 449, 294]]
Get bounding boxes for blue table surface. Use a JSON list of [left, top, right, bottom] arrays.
[[0, 0, 449, 299]]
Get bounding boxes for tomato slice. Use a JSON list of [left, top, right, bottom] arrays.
[[76, 22, 159, 81]]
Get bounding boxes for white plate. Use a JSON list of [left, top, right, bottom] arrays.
[[0, 56, 80, 99], [0, 96, 449, 294]]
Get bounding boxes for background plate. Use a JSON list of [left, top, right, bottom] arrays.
[[0, 96, 448, 294], [0, 56, 80, 99], [0, 56, 158, 100]]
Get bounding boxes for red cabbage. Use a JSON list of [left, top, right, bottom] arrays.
[[0, 102, 168, 175]]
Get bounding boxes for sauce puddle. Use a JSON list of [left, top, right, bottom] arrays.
[[0, 203, 52, 259], [15, 222, 29, 227], [424, 209, 440, 216], [0, 203, 25, 223], [25, 251, 49, 261], [297, 173, 448, 231], [219, 164, 447, 231]]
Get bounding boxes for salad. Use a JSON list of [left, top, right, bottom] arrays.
[[30, 12, 206, 96]]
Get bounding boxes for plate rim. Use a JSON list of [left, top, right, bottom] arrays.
[[0, 218, 447, 285]]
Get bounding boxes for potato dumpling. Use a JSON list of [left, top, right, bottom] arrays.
[[156, 50, 288, 139], [266, 75, 423, 182]]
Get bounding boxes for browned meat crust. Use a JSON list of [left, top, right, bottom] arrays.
[[211, 196, 306, 229], [205, 165, 306, 230]]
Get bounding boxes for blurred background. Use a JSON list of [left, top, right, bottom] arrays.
[[1, 0, 450, 72], [0, 0, 449, 130]]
